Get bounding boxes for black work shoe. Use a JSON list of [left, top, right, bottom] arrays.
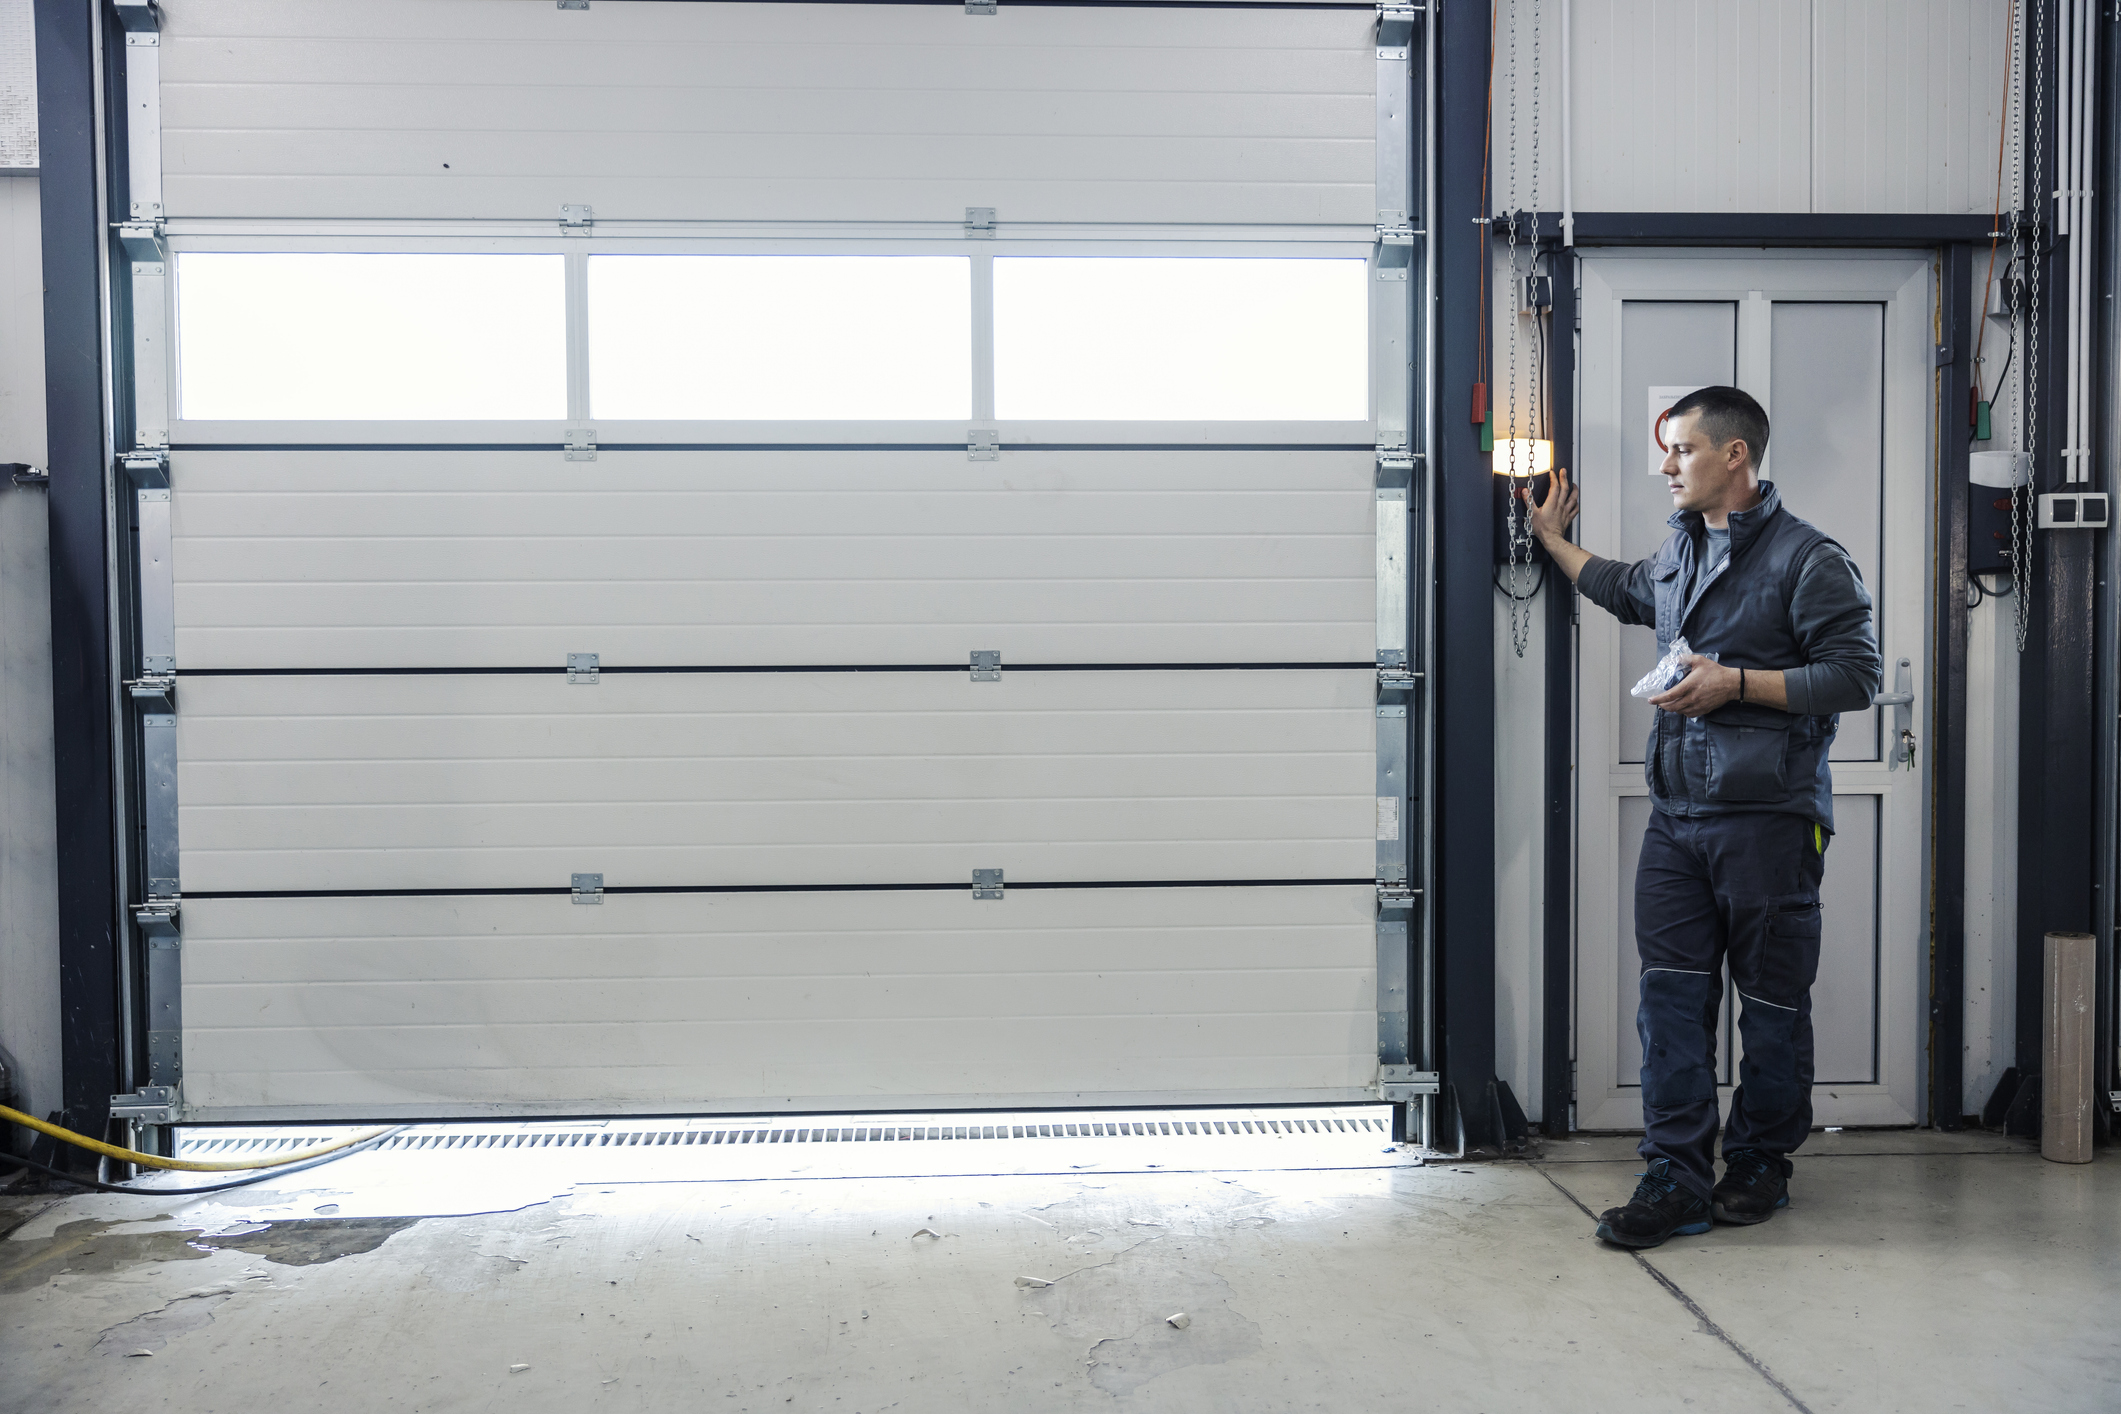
[[1713, 1148, 1792, 1225], [1594, 1158, 1713, 1249]]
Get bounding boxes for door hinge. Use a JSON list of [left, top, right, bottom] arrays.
[[560, 203, 595, 236], [122, 449, 169, 488], [567, 652, 600, 684], [127, 673, 176, 708], [572, 872, 605, 905], [970, 649, 1001, 682], [965, 206, 996, 236], [565, 427, 597, 462], [972, 868, 1005, 900], [1375, 1065, 1439, 1101], [135, 898, 181, 936], [1377, 883, 1417, 909], [1376, 220, 1416, 280], [1377, 662, 1420, 689], [110, 1084, 183, 1124], [968, 428, 1000, 461]]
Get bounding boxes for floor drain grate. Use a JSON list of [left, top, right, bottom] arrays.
[[178, 1110, 1390, 1158]]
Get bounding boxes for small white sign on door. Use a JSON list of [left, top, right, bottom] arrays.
[[1647, 385, 1707, 477]]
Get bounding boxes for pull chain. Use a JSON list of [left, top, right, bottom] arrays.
[[2014, 0, 2044, 652], [1501, 0, 1542, 658]]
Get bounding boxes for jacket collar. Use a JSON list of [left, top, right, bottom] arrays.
[[1666, 480, 1782, 553]]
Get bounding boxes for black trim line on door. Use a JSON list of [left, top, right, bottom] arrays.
[[185, 878, 1382, 902], [177, 661, 1378, 677]]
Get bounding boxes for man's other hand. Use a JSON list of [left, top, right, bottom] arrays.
[[1527, 466, 1579, 549], [1645, 656, 1741, 718]]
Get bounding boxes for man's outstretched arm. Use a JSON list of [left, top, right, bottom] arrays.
[[1526, 467, 1656, 627]]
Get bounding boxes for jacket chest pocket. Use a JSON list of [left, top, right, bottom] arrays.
[[1703, 716, 1792, 802], [1651, 561, 1683, 636]]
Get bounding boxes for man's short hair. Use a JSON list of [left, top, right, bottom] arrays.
[[1669, 385, 1770, 469]]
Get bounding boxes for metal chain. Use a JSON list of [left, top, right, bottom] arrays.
[[1501, 0, 1540, 657], [2014, 0, 2044, 651]]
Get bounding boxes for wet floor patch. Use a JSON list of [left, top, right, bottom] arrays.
[[199, 1216, 420, 1267], [0, 1219, 210, 1293]]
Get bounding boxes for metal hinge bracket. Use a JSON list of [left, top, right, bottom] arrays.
[[5, 464, 48, 488], [565, 427, 597, 462], [572, 872, 605, 905], [560, 203, 595, 236], [1376, 220, 1416, 281], [560, 0, 590, 9], [118, 218, 167, 269], [968, 428, 1000, 461], [965, 206, 996, 236], [110, 1084, 183, 1124], [972, 868, 1005, 900], [122, 450, 169, 488], [1377, 883, 1417, 910], [1375, 1065, 1439, 1101], [970, 650, 1001, 682], [136, 898, 181, 938], [567, 652, 600, 684], [1377, 663, 1420, 689], [127, 674, 176, 707]]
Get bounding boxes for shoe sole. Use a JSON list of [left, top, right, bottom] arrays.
[[1594, 1217, 1711, 1249], [1711, 1195, 1790, 1226]]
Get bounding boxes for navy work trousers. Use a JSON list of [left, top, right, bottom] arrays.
[[1634, 808, 1826, 1200]]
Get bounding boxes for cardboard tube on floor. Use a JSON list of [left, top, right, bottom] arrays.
[[2042, 932, 2096, 1164]]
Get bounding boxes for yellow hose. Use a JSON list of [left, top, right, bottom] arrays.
[[0, 1104, 396, 1172]]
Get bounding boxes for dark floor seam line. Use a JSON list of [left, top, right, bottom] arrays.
[[1531, 1165, 1817, 1414]]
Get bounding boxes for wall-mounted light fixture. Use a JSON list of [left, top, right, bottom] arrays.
[[1490, 438, 1554, 476]]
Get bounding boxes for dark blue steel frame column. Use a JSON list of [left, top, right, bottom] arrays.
[[2011, 12, 2097, 1130], [1433, 0, 1498, 1149], [2098, 2, 2120, 1146], [1541, 243, 1577, 1135], [1932, 242, 1974, 1131], [35, 0, 127, 1160]]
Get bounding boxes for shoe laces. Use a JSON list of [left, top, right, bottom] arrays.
[[1723, 1149, 1775, 1190], [1628, 1164, 1683, 1207]]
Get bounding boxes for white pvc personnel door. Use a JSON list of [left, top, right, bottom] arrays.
[[1574, 252, 1930, 1131]]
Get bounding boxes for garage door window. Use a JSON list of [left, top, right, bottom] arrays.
[[993, 257, 1368, 421], [175, 253, 567, 420], [588, 255, 972, 420]]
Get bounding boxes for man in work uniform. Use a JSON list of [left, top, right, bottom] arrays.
[[1527, 385, 1882, 1249]]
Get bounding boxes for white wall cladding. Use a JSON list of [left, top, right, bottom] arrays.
[[176, 670, 1374, 892], [1496, 0, 2018, 215], [179, 886, 1378, 1117], [169, 449, 1374, 669], [157, 0, 1376, 224]]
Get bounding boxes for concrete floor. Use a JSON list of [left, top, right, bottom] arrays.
[[2, 1127, 2113, 1413]]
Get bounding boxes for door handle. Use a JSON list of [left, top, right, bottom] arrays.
[[1875, 658, 1914, 769]]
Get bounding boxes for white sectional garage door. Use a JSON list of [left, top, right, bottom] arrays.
[[139, 0, 1406, 1120]]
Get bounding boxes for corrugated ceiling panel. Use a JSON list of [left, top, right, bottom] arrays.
[[1811, 0, 2018, 215], [176, 669, 1374, 891], [158, 0, 1375, 223], [170, 449, 1375, 669], [179, 886, 1377, 1117], [1568, 0, 1811, 214]]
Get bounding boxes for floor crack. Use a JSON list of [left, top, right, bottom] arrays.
[[1533, 1164, 1816, 1414]]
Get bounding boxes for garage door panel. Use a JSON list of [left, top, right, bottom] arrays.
[[177, 671, 1374, 891], [161, 2, 1375, 224], [179, 887, 1377, 1118], [172, 450, 1375, 669]]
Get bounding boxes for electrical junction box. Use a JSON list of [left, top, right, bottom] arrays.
[[1968, 488, 2017, 577], [2038, 492, 2109, 530]]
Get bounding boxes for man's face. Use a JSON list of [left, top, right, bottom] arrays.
[[1657, 410, 1746, 514]]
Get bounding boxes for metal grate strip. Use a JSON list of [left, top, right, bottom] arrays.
[[177, 1110, 1390, 1158]]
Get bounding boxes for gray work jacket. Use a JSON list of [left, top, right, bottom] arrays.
[[1575, 483, 1882, 829]]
